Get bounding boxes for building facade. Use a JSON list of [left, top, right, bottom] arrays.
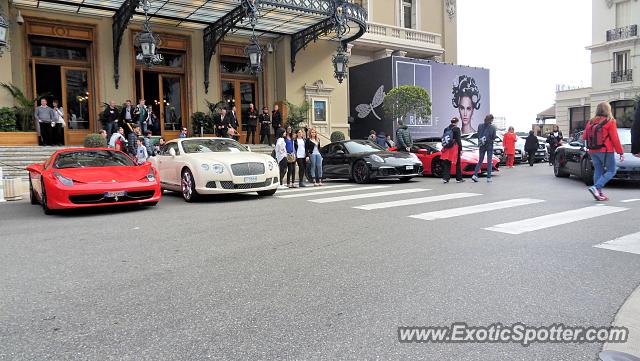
[[0, 0, 457, 145], [556, 0, 640, 136]]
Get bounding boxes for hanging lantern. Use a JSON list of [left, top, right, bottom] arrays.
[[332, 45, 349, 84], [134, 0, 162, 67], [245, 36, 263, 74]]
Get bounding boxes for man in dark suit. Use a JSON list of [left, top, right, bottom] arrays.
[[245, 103, 258, 144], [272, 104, 282, 144], [120, 100, 135, 136], [214, 108, 227, 137], [225, 106, 239, 141]]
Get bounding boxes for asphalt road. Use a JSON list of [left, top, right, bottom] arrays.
[[1, 163, 640, 360]]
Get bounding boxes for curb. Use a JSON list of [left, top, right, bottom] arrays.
[[603, 284, 640, 357]]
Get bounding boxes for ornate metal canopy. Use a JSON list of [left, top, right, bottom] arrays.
[[12, 0, 367, 91]]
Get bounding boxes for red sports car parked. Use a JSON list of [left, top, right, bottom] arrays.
[[26, 148, 161, 214], [391, 138, 500, 177]]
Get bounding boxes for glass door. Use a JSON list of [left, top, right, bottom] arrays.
[[221, 79, 258, 143], [61, 67, 93, 145], [160, 75, 184, 134]]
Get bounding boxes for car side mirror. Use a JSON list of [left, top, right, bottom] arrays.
[[169, 148, 176, 157]]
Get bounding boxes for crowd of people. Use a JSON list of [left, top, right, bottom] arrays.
[[274, 126, 324, 189]]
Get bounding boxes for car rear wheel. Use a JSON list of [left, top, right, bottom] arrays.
[[29, 178, 37, 205], [352, 161, 371, 184], [581, 157, 594, 186], [257, 189, 277, 196], [40, 178, 53, 215], [431, 157, 442, 177], [181, 169, 199, 202], [554, 157, 569, 178]]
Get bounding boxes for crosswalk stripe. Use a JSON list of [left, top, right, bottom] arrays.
[[276, 184, 354, 194], [621, 199, 640, 203], [408, 198, 545, 221], [593, 231, 640, 255], [309, 188, 430, 204], [277, 185, 390, 199], [485, 205, 627, 235], [354, 192, 481, 210]]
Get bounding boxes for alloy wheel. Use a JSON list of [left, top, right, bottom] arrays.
[[181, 171, 193, 201]]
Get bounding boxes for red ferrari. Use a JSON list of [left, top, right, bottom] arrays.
[[26, 148, 161, 214], [391, 138, 500, 177]]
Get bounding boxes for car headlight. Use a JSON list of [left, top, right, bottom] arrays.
[[212, 164, 225, 174], [54, 172, 73, 186], [146, 168, 156, 182], [201, 164, 210, 171], [268, 161, 274, 171], [370, 154, 384, 163]]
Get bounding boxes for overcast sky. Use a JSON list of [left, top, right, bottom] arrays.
[[457, 0, 592, 130]]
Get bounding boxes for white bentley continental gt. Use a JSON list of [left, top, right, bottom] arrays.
[[151, 138, 280, 202]]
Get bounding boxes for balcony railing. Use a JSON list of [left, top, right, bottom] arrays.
[[365, 22, 441, 46], [606, 25, 638, 41], [611, 69, 633, 83]]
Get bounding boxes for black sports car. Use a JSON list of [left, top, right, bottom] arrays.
[[554, 128, 640, 185], [320, 140, 423, 183]]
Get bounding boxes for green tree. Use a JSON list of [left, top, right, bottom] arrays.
[[284, 100, 310, 130], [382, 85, 432, 125], [0, 83, 49, 131]]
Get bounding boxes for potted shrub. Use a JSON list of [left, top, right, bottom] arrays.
[[0, 107, 17, 132], [83, 133, 107, 148]]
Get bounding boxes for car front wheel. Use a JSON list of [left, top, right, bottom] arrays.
[[554, 157, 569, 178], [181, 169, 199, 202], [352, 161, 371, 184], [581, 157, 594, 186], [29, 178, 38, 205], [431, 157, 442, 177]]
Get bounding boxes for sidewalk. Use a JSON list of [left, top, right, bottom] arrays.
[[602, 284, 640, 357]]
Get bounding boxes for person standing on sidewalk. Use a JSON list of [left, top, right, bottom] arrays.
[[294, 129, 307, 187], [274, 128, 288, 189], [35, 98, 56, 146], [121, 100, 134, 135], [306, 128, 323, 186], [395, 120, 413, 152], [440, 117, 464, 183], [503, 126, 518, 168], [259, 106, 272, 145], [52, 100, 65, 146], [524, 130, 539, 166], [134, 99, 147, 134], [584, 102, 624, 201], [546, 125, 563, 166], [272, 104, 283, 144], [245, 103, 258, 144], [102, 100, 119, 138], [632, 98, 640, 157], [471, 114, 497, 183], [284, 126, 296, 187]]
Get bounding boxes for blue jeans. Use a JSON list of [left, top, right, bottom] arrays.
[[473, 146, 493, 178], [310, 153, 323, 181], [591, 152, 617, 189]]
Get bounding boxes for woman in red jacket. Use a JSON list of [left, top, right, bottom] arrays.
[[503, 126, 518, 168], [583, 102, 624, 201]]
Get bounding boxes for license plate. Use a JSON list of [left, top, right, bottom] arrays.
[[104, 191, 126, 198], [405, 165, 414, 170], [244, 176, 258, 183]]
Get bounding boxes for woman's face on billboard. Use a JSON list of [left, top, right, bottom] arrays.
[[458, 96, 474, 126]]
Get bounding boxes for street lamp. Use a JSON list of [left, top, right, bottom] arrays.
[[332, 45, 348, 84], [245, 35, 262, 74], [134, 0, 162, 67], [243, 0, 263, 74]]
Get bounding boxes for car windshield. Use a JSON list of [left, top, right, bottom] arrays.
[[54, 150, 136, 168], [182, 139, 248, 153], [343, 140, 384, 154]]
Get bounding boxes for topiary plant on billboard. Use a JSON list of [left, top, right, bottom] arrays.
[[382, 85, 432, 126]]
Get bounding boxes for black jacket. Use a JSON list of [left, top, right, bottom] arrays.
[[272, 110, 282, 128], [305, 138, 321, 156], [477, 123, 496, 147], [632, 103, 640, 154], [213, 113, 224, 128], [101, 106, 119, 124], [524, 134, 539, 152], [121, 106, 135, 123], [246, 109, 258, 127], [225, 111, 238, 129], [546, 132, 563, 147], [447, 124, 462, 148], [259, 113, 271, 129]]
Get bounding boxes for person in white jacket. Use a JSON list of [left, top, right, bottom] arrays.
[[274, 127, 288, 189]]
